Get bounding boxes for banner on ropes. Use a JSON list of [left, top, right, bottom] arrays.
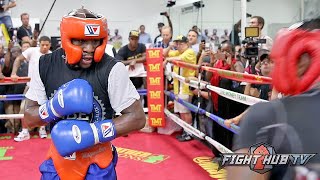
[[146, 48, 165, 127]]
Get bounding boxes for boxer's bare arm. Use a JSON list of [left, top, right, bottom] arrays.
[[24, 99, 47, 128], [113, 100, 146, 137]]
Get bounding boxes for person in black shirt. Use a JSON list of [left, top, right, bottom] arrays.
[[227, 18, 320, 180], [16, 13, 38, 46], [116, 30, 146, 89]]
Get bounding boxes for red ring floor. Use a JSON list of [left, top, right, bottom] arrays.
[[0, 132, 226, 180]]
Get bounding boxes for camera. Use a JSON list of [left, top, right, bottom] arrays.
[[205, 42, 212, 51], [166, 0, 176, 7], [242, 27, 266, 58]]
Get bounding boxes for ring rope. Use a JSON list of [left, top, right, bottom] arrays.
[[171, 72, 268, 106], [0, 114, 24, 119], [164, 90, 240, 134], [0, 77, 31, 85], [164, 109, 233, 153], [168, 59, 272, 84]]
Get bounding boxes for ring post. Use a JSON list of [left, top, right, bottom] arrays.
[[146, 48, 165, 127]]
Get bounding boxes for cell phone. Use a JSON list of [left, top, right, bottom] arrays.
[[35, 23, 40, 32], [217, 52, 226, 60], [205, 43, 211, 51], [160, 12, 166, 16]]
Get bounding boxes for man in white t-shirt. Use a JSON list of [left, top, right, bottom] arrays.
[[10, 36, 51, 141]]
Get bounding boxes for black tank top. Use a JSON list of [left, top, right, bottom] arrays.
[[39, 48, 117, 128]]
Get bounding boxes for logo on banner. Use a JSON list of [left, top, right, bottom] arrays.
[[150, 91, 161, 99], [101, 122, 114, 138], [148, 50, 160, 58], [85, 25, 100, 36], [218, 142, 316, 174], [150, 104, 161, 112], [149, 77, 161, 85], [148, 63, 161, 72], [150, 118, 163, 126]]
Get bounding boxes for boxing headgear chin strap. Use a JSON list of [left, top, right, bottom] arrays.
[[270, 28, 320, 95], [60, 13, 108, 65]]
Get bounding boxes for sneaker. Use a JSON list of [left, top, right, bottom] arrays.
[[39, 128, 47, 139], [177, 133, 193, 142], [14, 131, 30, 142], [176, 131, 186, 139]]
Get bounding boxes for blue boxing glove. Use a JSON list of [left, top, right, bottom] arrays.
[[51, 119, 117, 157], [39, 79, 93, 123]]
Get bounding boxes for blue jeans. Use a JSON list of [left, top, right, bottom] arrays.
[[0, 15, 13, 30]]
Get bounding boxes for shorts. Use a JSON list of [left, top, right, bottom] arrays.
[[19, 86, 29, 114], [174, 94, 191, 114], [39, 146, 118, 180]]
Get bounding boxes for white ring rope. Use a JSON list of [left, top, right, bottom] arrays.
[[165, 109, 233, 153], [170, 72, 268, 106], [0, 114, 24, 119], [0, 109, 148, 120]]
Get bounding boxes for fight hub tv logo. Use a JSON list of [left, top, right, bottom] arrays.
[[85, 24, 100, 36], [218, 142, 316, 174]]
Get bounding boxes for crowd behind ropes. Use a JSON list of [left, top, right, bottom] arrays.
[[0, 4, 274, 158]]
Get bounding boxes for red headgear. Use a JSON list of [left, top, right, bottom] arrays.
[[270, 25, 320, 95], [60, 9, 108, 65]]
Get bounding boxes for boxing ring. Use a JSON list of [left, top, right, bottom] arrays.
[[0, 49, 273, 154], [0, 49, 273, 179]]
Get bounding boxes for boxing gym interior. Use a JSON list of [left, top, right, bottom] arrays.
[[1, 0, 320, 179]]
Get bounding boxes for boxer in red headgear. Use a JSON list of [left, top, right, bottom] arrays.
[[22, 8, 146, 180], [227, 18, 320, 180], [60, 9, 108, 65]]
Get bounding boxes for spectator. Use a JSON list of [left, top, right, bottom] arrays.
[[0, 43, 5, 133], [249, 16, 273, 51], [107, 28, 112, 44], [0, 0, 16, 34], [187, 29, 200, 54], [116, 30, 146, 90], [138, 25, 152, 44], [155, 25, 172, 49], [191, 25, 203, 43], [154, 12, 173, 44], [220, 29, 230, 42], [229, 20, 241, 46], [2, 41, 25, 133], [206, 40, 237, 153], [244, 50, 273, 100], [0, 63, 4, 134], [202, 29, 210, 42], [210, 29, 220, 46], [17, 13, 38, 47], [11, 36, 51, 141], [110, 29, 122, 50], [163, 35, 197, 142], [154, 22, 164, 44]]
